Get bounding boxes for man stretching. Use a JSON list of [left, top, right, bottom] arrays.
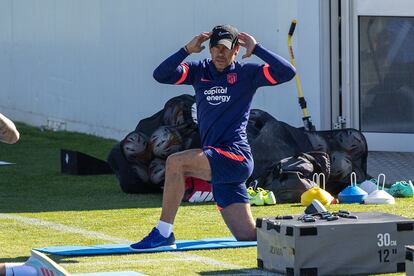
[[131, 24, 295, 250]]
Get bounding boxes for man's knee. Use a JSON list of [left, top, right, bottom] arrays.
[[165, 149, 211, 181], [165, 152, 186, 172], [166, 150, 204, 171], [232, 227, 257, 241], [164, 153, 190, 185], [221, 203, 257, 241]]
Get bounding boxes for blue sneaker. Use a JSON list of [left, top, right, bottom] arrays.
[[130, 227, 176, 251]]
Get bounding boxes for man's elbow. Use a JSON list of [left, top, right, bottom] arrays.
[[2, 129, 20, 144], [153, 68, 172, 84], [286, 66, 296, 81], [153, 67, 163, 83], [276, 67, 296, 84], [9, 131, 20, 144]]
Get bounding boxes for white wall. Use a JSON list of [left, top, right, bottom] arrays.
[[0, 0, 324, 140]]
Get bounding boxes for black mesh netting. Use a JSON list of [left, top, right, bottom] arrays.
[[107, 94, 368, 195]]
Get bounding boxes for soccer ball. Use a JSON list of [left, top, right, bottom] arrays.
[[122, 131, 152, 163], [150, 126, 183, 158], [149, 158, 166, 187], [335, 130, 366, 159], [130, 162, 149, 183], [306, 132, 329, 153], [330, 151, 353, 180]]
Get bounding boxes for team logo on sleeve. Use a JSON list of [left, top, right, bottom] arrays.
[[203, 86, 231, 105], [227, 73, 237, 84]]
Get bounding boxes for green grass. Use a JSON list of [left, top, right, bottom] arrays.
[[0, 123, 411, 275]]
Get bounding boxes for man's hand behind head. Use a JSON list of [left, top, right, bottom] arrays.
[[185, 32, 212, 54], [238, 32, 257, 59]]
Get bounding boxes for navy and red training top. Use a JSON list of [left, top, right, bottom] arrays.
[[153, 44, 295, 161]]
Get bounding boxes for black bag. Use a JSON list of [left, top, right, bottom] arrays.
[[107, 94, 201, 194], [305, 129, 368, 195], [108, 94, 366, 197], [248, 113, 314, 183], [253, 151, 330, 203], [107, 142, 162, 194]]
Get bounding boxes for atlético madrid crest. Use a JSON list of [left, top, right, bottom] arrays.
[[227, 73, 237, 84]]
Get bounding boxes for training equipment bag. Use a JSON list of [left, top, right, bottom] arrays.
[[250, 125, 368, 198], [257, 212, 414, 275], [306, 129, 368, 195], [248, 113, 314, 182], [183, 177, 214, 203], [108, 94, 368, 198], [107, 94, 199, 193], [253, 151, 330, 203]]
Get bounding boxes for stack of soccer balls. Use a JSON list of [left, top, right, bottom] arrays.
[[122, 127, 183, 188], [121, 97, 198, 189]]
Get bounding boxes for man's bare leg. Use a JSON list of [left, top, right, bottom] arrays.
[[160, 149, 256, 240], [130, 149, 212, 249], [160, 149, 211, 224], [220, 203, 256, 241]]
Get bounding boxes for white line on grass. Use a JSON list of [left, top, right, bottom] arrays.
[[64, 258, 195, 266], [0, 213, 130, 243], [0, 213, 267, 274], [64, 259, 279, 276]]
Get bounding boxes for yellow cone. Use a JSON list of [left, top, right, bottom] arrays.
[[301, 187, 334, 206]]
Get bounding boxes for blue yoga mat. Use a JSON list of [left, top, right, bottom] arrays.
[[35, 237, 257, 256]]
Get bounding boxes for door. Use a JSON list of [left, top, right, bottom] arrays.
[[342, 0, 414, 151]]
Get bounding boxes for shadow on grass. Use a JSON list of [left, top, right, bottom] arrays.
[[0, 254, 118, 265], [199, 268, 279, 275], [0, 256, 30, 263], [49, 256, 84, 264]]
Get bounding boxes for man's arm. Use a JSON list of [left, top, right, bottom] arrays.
[[153, 32, 211, 85], [152, 48, 190, 85], [0, 113, 20, 144], [238, 32, 296, 87], [252, 44, 296, 84]]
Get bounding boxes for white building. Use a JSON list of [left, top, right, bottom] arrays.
[[1, 0, 413, 151]]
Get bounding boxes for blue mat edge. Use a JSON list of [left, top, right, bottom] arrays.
[[34, 238, 257, 256]]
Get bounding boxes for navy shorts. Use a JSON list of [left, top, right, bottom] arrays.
[[203, 146, 254, 209]]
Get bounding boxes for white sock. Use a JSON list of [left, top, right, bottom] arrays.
[[156, 220, 173, 238], [5, 263, 37, 276]]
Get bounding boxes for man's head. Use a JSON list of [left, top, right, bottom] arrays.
[[209, 25, 239, 72]]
